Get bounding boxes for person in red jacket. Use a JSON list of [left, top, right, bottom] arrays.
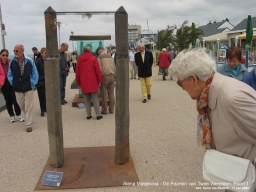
[[158, 48, 171, 80], [76, 46, 103, 120]]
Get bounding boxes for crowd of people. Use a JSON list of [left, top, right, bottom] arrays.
[[0, 42, 119, 131], [0, 44, 255, 130]]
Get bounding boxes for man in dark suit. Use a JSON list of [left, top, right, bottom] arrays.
[[135, 43, 153, 103]]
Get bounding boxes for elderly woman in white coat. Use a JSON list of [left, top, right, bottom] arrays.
[[169, 49, 256, 161]]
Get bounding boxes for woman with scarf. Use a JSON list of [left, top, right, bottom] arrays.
[[217, 47, 248, 80], [169, 49, 256, 185], [0, 49, 23, 122]]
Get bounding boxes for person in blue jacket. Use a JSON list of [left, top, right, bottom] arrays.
[[217, 47, 248, 80], [242, 67, 256, 90], [8, 44, 38, 132]]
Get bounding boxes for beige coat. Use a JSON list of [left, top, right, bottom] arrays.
[[209, 72, 256, 161], [97, 53, 116, 76]]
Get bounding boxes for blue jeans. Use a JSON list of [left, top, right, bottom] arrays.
[[60, 70, 67, 100]]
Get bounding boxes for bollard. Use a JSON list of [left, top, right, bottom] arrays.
[[114, 6, 130, 165], [44, 6, 64, 168]]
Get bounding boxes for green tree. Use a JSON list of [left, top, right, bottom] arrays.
[[106, 44, 116, 50], [175, 20, 204, 51], [156, 29, 175, 50]]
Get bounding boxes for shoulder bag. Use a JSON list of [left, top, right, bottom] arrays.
[[203, 149, 256, 192]]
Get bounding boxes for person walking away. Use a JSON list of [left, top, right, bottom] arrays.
[[129, 47, 137, 79], [158, 48, 171, 81], [8, 44, 38, 132], [70, 52, 77, 73], [35, 47, 47, 116], [59, 43, 69, 105], [135, 43, 153, 103], [76, 46, 103, 120], [0, 49, 23, 122], [96, 46, 116, 114]]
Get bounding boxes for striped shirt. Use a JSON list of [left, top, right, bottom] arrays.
[[19, 60, 25, 76]]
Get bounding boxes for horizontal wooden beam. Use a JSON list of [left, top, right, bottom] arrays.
[[56, 12, 115, 15], [69, 35, 111, 41]]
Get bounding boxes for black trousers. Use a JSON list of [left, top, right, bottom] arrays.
[[1, 86, 21, 116], [37, 87, 46, 112], [72, 63, 76, 73]]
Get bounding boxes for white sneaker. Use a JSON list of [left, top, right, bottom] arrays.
[[17, 115, 25, 122], [10, 116, 15, 123]]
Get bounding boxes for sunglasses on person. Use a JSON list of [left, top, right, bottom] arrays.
[[1, 54, 8, 57], [13, 50, 19, 53]]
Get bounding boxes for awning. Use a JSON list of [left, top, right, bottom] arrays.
[[237, 31, 256, 40], [203, 32, 228, 42]]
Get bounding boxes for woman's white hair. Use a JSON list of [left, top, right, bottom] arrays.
[[137, 43, 145, 48], [168, 49, 216, 82]]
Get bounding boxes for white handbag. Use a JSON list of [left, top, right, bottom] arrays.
[[203, 149, 256, 192]]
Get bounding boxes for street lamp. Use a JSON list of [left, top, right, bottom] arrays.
[[235, 36, 238, 47], [71, 31, 74, 52], [57, 21, 61, 48]]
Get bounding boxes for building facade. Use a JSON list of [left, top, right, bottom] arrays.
[[128, 25, 141, 48]]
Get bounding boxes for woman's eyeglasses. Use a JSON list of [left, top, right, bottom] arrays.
[[177, 76, 199, 88], [177, 79, 186, 88], [1, 54, 8, 57]]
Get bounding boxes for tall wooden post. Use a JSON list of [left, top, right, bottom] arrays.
[[44, 6, 64, 168], [114, 6, 129, 165]]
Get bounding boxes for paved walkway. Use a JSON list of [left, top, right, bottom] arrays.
[[0, 66, 206, 192]]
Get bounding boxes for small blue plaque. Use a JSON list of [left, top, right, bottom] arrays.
[[77, 102, 85, 109], [41, 170, 63, 187]]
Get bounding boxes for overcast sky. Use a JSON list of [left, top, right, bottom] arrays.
[[1, 0, 256, 54]]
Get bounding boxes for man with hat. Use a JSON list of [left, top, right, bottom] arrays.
[[96, 47, 116, 114]]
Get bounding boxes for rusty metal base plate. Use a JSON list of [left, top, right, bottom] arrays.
[[35, 146, 139, 190]]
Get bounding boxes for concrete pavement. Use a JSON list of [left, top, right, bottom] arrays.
[[0, 66, 206, 192]]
